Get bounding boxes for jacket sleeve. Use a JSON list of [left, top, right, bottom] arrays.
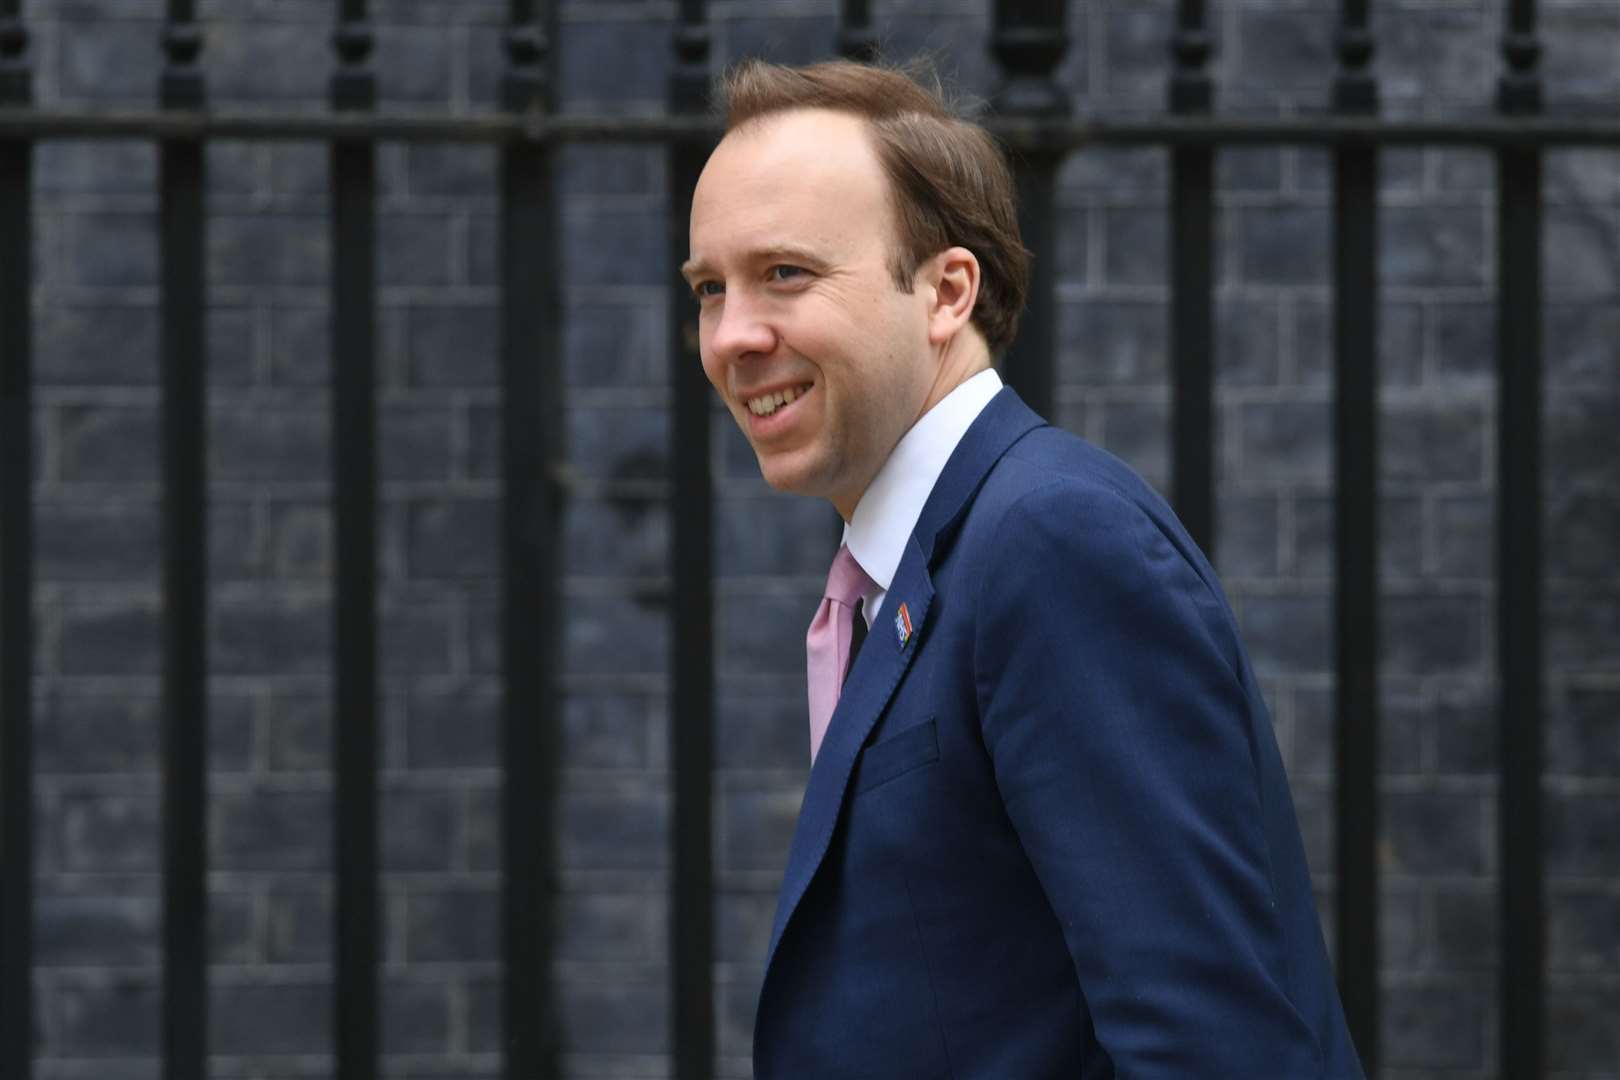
[[974, 479, 1325, 1076]]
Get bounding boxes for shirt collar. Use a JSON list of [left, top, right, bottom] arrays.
[[844, 368, 1003, 591]]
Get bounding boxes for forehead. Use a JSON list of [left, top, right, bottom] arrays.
[[687, 108, 895, 270]]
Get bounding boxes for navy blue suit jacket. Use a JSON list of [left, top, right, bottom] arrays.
[[753, 389, 1363, 1078]]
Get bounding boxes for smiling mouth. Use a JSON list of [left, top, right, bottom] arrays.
[[745, 383, 812, 417]]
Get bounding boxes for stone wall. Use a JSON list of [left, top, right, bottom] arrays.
[[14, 1, 1619, 1077]]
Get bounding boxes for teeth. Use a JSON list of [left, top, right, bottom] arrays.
[[747, 385, 805, 416]]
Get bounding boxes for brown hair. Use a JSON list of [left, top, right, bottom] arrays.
[[718, 58, 1029, 357]]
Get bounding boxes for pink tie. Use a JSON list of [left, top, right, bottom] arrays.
[[806, 544, 876, 763]]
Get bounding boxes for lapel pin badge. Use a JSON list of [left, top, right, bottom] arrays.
[[894, 602, 913, 649]]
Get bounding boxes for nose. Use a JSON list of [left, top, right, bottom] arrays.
[[705, 290, 777, 364]]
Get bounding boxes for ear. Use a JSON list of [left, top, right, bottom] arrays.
[[922, 246, 981, 346]]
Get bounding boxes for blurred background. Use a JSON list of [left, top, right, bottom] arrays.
[[0, 0, 1617, 1078]]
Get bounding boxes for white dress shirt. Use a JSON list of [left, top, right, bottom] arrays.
[[844, 368, 1003, 628]]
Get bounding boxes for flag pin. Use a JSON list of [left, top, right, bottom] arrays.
[[894, 602, 913, 648]]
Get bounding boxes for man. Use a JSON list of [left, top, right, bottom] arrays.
[[683, 58, 1363, 1079]]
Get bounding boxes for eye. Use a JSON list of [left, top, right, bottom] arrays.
[[769, 265, 807, 283], [692, 280, 724, 301]]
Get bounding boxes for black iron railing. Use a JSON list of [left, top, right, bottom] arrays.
[[0, 0, 1608, 1077]]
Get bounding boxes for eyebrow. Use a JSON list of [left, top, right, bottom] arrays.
[[680, 245, 829, 283]]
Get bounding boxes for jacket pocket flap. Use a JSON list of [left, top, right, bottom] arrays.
[[854, 718, 939, 793]]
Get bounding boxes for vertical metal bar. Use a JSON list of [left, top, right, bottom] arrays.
[[1168, 0, 1215, 556], [501, 2, 561, 1077], [1497, 1, 1543, 1074], [0, 5, 33, 1078], [331, 3, 378, 1077], [160, 4, 208, 1079], [990, 0, 1070, 425], [670, 8, 714, 1079], [838, 0, 877, 62], [1331, 2, 1379, 1070]]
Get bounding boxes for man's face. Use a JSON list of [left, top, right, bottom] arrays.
[[684, 109, 939, 519]]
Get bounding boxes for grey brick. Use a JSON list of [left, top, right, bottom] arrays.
[[1548, 585, 1620, 670], [59, 790, 160, 873], [1548, 685, 1620, 779], [1380, 398, 1487, 490], [59, 600, 162, 676], [1549, 491, 1620, 580], [51, 979, 160, 1056], [37, 500, 159, 582], [464, 787, 498, 873], [375, 24, 452, 104], [1547, 792, 1620, 876], [1382, 206, 1489, 289], [1382, 591, 1486, 676], [564, 592, 670, 674], [210, 981, 331, 1055], [1381, 979, 1488, 1069], [717, 692, 807, 772], [1096, 399, 1169, 492], [377, 600, 456, 676], [719, 588, 818, 679], [467, 211, 500, 288], [382, 977, 454, 1056], [35, 141, 156, 195], [214, 594, 330, 676], [208, 306, 257, 387], [266, 886, 330, 964], [1215, 299, 1279, 388], [204, 141, 262, 200], [558, 890, 663, 965], [406, 143, 499, 198], [559, 788, 668, 871], [1101, 0, 1173, 107], [1217, 150, 1282, 195], [266, 502, 331, 580], [1430, 302, 1496, 382], [267, 142, 328, 199], [406, 304, 499, 387], [1231, 8, 1332, 97], [720, 781, 801, 877], [716, 890, 777, 965], [1542, 4, 1620, 106], [1546, 205, 1620, 295], [1290, 299, 1424, 388], [58, 19, 160, 101], [403, 888, 498, 962], [407, 497, 499, 579], [36, 305, 158, 386], [560, 693, 654, 770], [213, 788, 331, 871], [209, 214, 329, 287], [1213, 494, 1279, 580], [1379, 7, 1494, 105], [37, 894, 160, 968], [1432, 887, 1498, 972], [1379, 885, 1424, 975], [723, 14, 839, 69], [1059, 300, 1166, 386], [1290, 781, 1334, 879], [407, 684, 499, 769], [1546, 983, 1620, 1072], [382, 786, 456, 872], [557, 976, 669, 1054], [381, 405, 455, 482], [1292, 494, 1423, 581], [58, 404, 159, 484], [566, 496, 670, 579], [1432, 682, 1498, 776], [380, 212, 454, 287], [1549, 888, 1620, 974], [1428, 495, 1492, 579], [1240, 591, 1330, 676], [555, 15, 671, 109], [563, 299, 666, 388], [1241, 207, 1329, 287], [869, 12, 996, 99], [210, 891, 258, 965], [1546, 302, 1620, 386], [562, 205, 671, 288], [1548, 391, 1620, 495], [1058, 148, 1166, 198], [267, 692, 330, 772], [269, 304, 330, 387], [715, 493, 834, 580], [1237, 400, 1330, 489], [1102, 208, 1167, 288], [206, 22, 329, 102]]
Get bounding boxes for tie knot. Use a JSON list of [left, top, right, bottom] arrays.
[[824, 544, 875, 607]]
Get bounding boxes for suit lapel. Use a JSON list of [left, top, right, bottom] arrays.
[[762, 387, 1048, 969]]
